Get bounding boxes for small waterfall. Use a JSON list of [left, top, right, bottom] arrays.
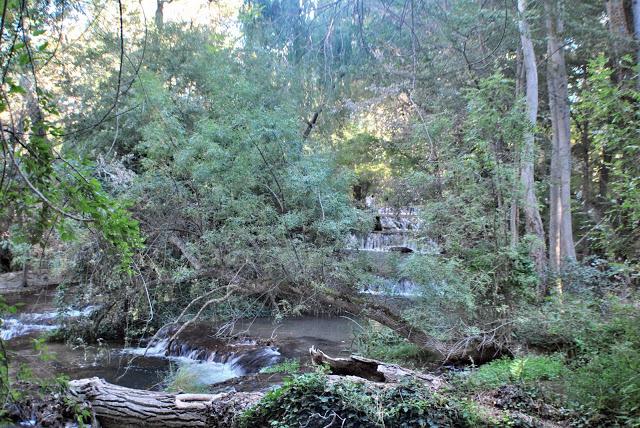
[[1, 306, 98, 340], [348, 207, 438, 254], [123, 331, 282, 385], [348, 206, 439, 296], [360, 277, 421, 297], [349, 232, 435, 253]]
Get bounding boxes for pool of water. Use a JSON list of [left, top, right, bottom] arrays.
[[2, 289, 361, 391]]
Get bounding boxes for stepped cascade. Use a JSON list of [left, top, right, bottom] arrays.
[[348, 205, 438, 296], [348, 207, 438, 254]]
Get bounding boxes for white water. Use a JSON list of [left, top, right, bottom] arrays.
[[348, 206, 439, 296], [0, 306, 99, 340], [347, 206, 439, 254], [122, 338, 281, 386], [360, 277, 421, 297]]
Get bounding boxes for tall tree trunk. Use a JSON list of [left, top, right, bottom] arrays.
[[606, 0, 633, 82], [578, 119, 600, 225], [633, 0, 640, 87], [518, 0, 547, 290], [544, 0, 576, 275], [598, 148, 612, 204], [155, 0, 169, 30]]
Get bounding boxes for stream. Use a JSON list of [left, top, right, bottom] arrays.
[[1, 288, 360, 392], [1, 207, 423, 394]]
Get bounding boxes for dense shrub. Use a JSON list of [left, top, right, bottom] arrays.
[[240, 372, 535, 427], [239, 372, 377, 427], [564, 304, 640, 425], [509, 297, 640, 425], [464, 355, 566, 390]]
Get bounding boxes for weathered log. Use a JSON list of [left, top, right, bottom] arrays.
[[68, 377, 262, 428], [309, 346, 443, 389]]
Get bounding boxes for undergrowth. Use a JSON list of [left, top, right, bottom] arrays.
[[239, 370, 534, 427], [462, 354, 566, 390]]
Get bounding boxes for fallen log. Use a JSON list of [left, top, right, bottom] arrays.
[[309, 346, 443, 389], [313, 287, 509, 364], [68, 377, 262, 427]]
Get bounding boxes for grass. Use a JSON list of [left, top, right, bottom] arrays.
[[464, 354, 566, 390], [164, 365, 209, 393]]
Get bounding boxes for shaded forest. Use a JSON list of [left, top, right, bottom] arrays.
[[0, 0, 638, 426]]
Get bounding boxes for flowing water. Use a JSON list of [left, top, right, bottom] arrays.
[[1, 205, 427, 393], [1, 288, 360, 391], [348, 206, 437, 296]]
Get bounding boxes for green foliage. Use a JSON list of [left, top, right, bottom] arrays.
[[562, 303, 640, 425], [68, 26, 364, 328], [0, 0, 142, 271], [62, 396, 92, 428], [163, 365, 209, 394], [573, 54, 640, 265], [0, 298, 16, 416], [239, 372, 503, 428], [260, 359, 301, 375], [517, 295, 640, 424], [464, 355, 566, 390], [353, 323, 438, 366], [567, 341, 640, 426], [400, 74, 539, 337], [239, 371, 378, 427]]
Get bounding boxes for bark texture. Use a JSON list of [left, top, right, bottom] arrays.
[[68, 377, 262, 428], [607, 0, 633, 53], [544, 0, 576, 273], [517, 0, 547, 290], [606, 0, 633, 84], [634, 0, 640, 88]]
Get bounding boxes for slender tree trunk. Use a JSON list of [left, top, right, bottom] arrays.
[[512, 47, 522, 250], [544, 0, 576, 275], [633, 0, 640, 88], [518, 0, 547, 290], [578, 119, 600, 225], [598, 148, 612, 203], [606, 0, 633, 84], [155, 0, 170, 30]]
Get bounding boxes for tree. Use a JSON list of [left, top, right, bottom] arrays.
[[544, 0, 576, 275], [0, 0, 142, 277], [517, 0, 547, 290], [634, 0, 640, 87]]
